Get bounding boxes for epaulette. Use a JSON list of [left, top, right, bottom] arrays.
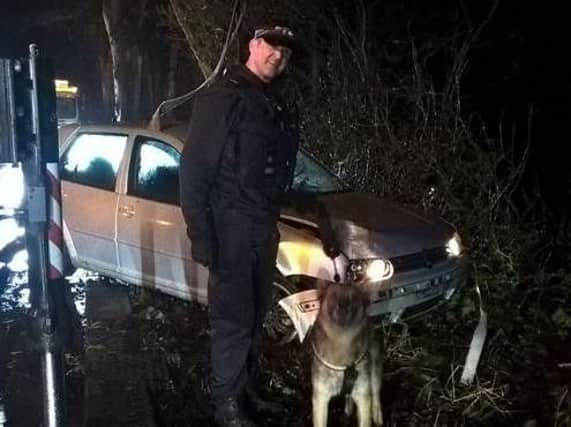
[[199, 80, 241, 99]]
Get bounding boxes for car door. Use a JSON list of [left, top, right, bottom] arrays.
[[60, 131, 128, 274], [116, 134, 208, 302]]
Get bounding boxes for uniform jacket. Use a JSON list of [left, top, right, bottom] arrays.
[[179, 64, 299, 264]]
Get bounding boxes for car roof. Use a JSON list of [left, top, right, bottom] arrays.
[[162, 124, 187, 141], [59, 122, 187, 146], [59, 122, 350, 191], [58, 122, 322, 166]]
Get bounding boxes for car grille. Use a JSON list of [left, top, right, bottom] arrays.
[[402, 296, 443, 319], [390, 247, 448, 273]]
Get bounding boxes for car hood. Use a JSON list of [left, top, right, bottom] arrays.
[[282, 192, 455, 259]]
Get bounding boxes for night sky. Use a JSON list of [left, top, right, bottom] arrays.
[[1, 0, 569, 211]]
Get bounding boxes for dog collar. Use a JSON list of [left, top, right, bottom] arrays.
[[311, 342, 367, 371]]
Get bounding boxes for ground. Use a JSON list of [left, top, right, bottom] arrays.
[[1, 270, 570, 426]]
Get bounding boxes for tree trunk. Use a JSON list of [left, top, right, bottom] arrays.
[[97, 23, 114, 123], [168, 0, 212, 79], [167, 45, 179, 99], [101, 0, 147, 122]]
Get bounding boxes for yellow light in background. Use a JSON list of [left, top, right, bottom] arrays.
[[54, 79, 78, 96]]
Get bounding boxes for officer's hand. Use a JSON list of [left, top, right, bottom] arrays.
[[191, 238, 213, 268]]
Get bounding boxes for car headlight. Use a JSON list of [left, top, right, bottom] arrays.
[[347, 258, 394, 283], [446, 232, 463, 257]]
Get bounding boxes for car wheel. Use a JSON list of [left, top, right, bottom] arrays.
[[264, 274, 299, 345]]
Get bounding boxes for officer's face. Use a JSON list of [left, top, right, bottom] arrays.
[[246, 38, 292, 83]]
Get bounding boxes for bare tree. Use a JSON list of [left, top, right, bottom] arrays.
[[149, 0, 245, 129], [102, 0, 149, 122], [149, 0, 315, 128]]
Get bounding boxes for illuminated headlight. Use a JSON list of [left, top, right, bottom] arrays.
[[347, 258, 394, 282], [446, 232, 463, 257]]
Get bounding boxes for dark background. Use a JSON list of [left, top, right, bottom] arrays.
[[1, 3, 569, 425], [1, 0, 569, 213]]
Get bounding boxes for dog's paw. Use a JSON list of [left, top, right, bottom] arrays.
[[372, 406, 383, 426]]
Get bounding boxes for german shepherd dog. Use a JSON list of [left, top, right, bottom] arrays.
[[310, 281, 383, 427]]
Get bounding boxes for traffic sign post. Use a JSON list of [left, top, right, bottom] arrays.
[[1, 45, 66, 426]]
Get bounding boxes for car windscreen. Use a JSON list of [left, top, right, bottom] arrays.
[[291, 150, 348, 194]]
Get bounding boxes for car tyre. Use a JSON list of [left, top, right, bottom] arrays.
[[264, 274, 299, 345]]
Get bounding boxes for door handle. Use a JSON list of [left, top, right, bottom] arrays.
[[118, 205, 135, 218]]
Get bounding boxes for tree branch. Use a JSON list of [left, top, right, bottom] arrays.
[[168, 0, 212, 79], [149, 0, 246, 130]]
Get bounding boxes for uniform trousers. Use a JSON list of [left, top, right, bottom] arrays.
[[208, 209, 279, 405]]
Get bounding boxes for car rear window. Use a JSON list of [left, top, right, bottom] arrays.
[[60, 133, 127, 191]]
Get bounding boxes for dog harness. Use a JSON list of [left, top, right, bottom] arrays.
[[311, 342, 367, 371], [312, 342, 368, 396]]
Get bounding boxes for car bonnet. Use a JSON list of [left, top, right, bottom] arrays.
[[284, 192, 455, 260]]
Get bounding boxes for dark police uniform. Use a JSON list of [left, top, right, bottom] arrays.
[[179, 64, 298, 407]]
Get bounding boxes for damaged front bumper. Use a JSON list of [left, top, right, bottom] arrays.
[[279, 257, 467, 342], [368, 257, 467, 323]]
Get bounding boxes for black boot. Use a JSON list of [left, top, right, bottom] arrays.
[[244, 387, 286, 416], [214, 397, 258, 427]]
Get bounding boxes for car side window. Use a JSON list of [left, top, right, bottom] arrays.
[[129, 137, 181, 205], [60, 133, 127, 191]]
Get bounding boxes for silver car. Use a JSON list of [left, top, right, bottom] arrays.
[[58, 124, 466, 340]]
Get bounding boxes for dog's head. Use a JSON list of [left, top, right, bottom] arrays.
[[317, 281, 370, 329]]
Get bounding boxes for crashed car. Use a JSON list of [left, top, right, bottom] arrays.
[[57, 124, 466, 342]]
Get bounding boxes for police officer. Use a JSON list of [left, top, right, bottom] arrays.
[[179, 25, 298, 427]]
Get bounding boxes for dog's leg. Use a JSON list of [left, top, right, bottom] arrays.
[[370, 334, 384, 426], [352, 387, 372, 427], [350, 364, 372, 427], [312, 386, 333, 427], [312, 367, 339, 427]]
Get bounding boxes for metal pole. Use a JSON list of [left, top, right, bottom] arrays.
[[26, 43, 66, 427], [4, 60, 18, 164]]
